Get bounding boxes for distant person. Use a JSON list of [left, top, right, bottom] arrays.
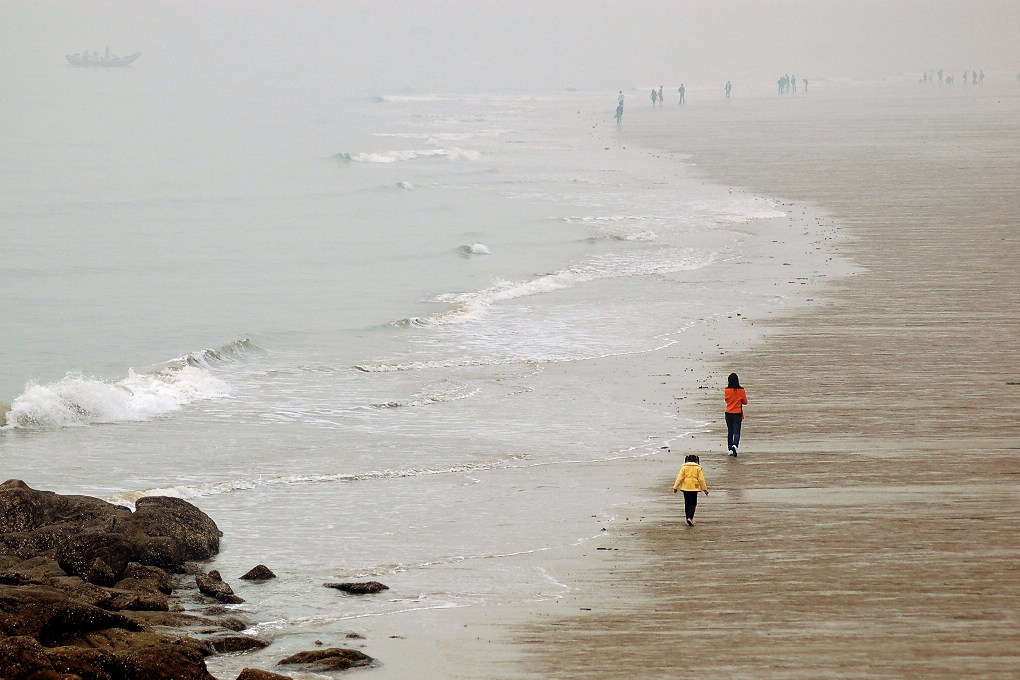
[[673, 455, 709, 526], [972, 70, 978, 84], [802, 78, 808, 91], [658, 85, 664, 103], [724, 372, 748, 456], [678, 84, 685, 105], [979, 70, 985, 84], [725, 80, 732, 99], [618, 90, 625, 106], [615, 102, 624, 124], [651, 88, 658, 105], [791, 74, 797, 92]]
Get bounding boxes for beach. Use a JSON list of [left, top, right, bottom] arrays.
[[3, 56, 1017, 678], [502, 83, 1020, 678]]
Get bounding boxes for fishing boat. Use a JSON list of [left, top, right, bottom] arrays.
[[66, 50, 141, 68]]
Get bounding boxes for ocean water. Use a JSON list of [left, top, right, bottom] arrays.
[[1, 62, 796, 676]]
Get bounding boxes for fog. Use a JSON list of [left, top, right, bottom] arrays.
[[3, 0, 1018, 95]]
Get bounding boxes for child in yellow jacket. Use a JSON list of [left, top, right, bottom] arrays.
[[673, 455, 709, 526]]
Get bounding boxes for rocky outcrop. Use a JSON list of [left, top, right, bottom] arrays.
[[323, 581, 389, 594], [0, 480, 251, 680], [0, 480, 222, 572], [278, 647, 373, 671], [1, 480, 384, 680]]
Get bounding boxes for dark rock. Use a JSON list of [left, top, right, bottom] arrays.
[[208, 635, 271, 653], [46, 645, 127, 680], [0, 482, 252, 671], [0, 585, 141, 645], [236, 668, 293, 680], [0, 635, 55, 679], [239, 565, 276, 581], [56, 532, 133, 583], [126, 642, 217, 680], [0, 480, 128, 535], [133, 536, 183, 570], [278, 647, 373, 671], [323, 581, 389, 595], [126, 496, 222, 562], [86, 557, 118, 587], [108, 590, 169, 612], [195, 570, 244, 604]]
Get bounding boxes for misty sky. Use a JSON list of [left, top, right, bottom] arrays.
[[2, 1, 1018, 94]]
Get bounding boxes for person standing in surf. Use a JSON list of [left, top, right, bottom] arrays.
[[725, 372, 748, 456], [673, 455, 709, 525]]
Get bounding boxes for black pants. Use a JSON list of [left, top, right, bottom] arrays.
[[726, 412, 743, 450], [683, 490, 699, 520]]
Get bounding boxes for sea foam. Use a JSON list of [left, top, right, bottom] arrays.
[[1, 343, 249, 429]]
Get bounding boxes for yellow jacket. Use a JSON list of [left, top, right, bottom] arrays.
[[673, 462, 708, 492]]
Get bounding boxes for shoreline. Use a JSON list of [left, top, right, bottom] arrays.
[[291, 127, 854, 678], [510, 82, 1020, 677]]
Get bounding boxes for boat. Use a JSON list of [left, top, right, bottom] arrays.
[[66, 50, 141, 68]]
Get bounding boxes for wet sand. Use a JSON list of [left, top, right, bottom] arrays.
[[512, 84, 1020, 678]]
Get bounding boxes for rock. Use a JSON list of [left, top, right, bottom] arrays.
[[0, 480, 222, 574], [277, 647, 373, 671], [236, 668, 293, 680], [195, 570, 244, 604], [126, 642, 217, 680], [0, 585, 142, 645], [0, 480, 129, 535], [323, 581, 389, 595], [125, 496, 223, 562], [115, 562, 174, 595], [86, 557, 118, 587], [207, 635, 271, 654], [133, 535, 183, 570], [239, 565, 276, 581], [56, 532, 133, 583], [0, 482, 254, 672], [0, 635, 55, 679], [46, 645, 127, 680], [108, 590, 169, 612]]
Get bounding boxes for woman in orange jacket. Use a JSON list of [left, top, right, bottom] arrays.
[[673, 455, 709, 525], [725, 372, 748, 456]]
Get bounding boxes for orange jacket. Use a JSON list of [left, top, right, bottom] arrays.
[[725, 387, 747, 414]]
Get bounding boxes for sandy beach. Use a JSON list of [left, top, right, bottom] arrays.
[[494, 83, 1020, 678]]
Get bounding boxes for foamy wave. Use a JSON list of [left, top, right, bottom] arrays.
[[336, 148, 481, 164], [2, 340, 253, 430], [105, 455, 526, 508], [370, 380, 479, 408], [390, 249, 713, 327]]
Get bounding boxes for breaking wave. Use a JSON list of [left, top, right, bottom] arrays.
[[2, 339, 255, 430]]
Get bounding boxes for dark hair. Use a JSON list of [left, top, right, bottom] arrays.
[[692, 455, 700, 464], [727, 372, 741, 389]]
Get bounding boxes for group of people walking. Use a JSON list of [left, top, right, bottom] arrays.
[[645, 84, 687, 106], [671, 372, 748, 525]]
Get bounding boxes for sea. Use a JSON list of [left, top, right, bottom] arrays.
[[1, 60, 803, 677]]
